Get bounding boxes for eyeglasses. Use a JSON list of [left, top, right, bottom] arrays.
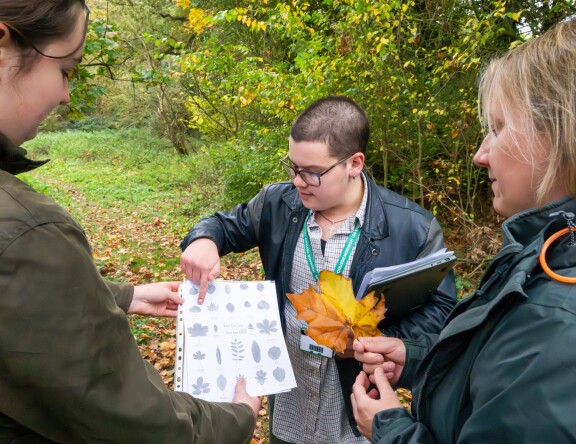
[[6, 5, 90, 60], [280, 154, 352, 187]]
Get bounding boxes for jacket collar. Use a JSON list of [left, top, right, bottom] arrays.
[[280, 173, 389, 239], [0, 133, 49, 175], [441, 196, 576, 340], [501, 196, 575, 249]]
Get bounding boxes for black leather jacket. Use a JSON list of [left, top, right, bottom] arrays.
[[181, 175, 457, 432]]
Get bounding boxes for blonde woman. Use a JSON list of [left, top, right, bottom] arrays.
[[352, 17, 576, 443]]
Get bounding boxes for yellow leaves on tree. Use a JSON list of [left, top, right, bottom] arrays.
[[286, 270, 386, 353]]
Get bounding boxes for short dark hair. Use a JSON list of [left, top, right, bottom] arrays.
[[290, 96, 370, 157], [0, 0, 86, 56]]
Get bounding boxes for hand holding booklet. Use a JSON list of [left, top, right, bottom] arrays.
[[357, 248, 456, 325]]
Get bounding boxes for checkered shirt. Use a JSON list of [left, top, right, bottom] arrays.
[[272, 175, 370, 444]]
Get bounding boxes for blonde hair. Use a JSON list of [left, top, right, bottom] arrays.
[[479, 17, 576, 204]]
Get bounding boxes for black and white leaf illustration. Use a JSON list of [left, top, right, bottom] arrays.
[[268, 346, 281, 360], [190, 306, 201, 313], [248, 323, 254, 330], [207, 303, 218, 311], [217, 374, 227, 392], [213, 324, 218, 333], [255, 370, 267, 385], [189, 286, 199, 296], [256, 319, 278, 335], [231, 339, 245, 361], [244, 300, 251, 308], [193, 350, 206, 360], [216, 347, 222, 365], [273, 367, 286, 382], [257, 282, 264, 292], [207, 284, 216, 294], [187, 323, 209, 337], [240, 283, 249, 290], [225, 284, 231, 294], [226, 302, 235, 312], [257, 300, 270, 310], [252, 341, 261, 363], [192, 377, 210, 395]]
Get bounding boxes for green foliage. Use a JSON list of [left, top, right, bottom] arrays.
[[204, 139, 286, 206], [68, 17, 123, 118], [107, 0, 196, 154], [163, 0, 538, 223], [20, 129, 272, 302], [455, 274, 475, 300], [63, 0, 575, 224]]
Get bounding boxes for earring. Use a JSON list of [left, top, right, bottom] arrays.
[[352, 175, 356, 180]]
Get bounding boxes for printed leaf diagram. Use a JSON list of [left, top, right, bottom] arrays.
[[286, 270, 386, 353]]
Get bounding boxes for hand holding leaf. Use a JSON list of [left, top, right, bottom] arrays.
[[287, 270, 386, 353]]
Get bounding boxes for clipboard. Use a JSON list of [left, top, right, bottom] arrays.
[[359, 251, 456, 326]]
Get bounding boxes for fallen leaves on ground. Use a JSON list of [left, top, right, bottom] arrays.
[[287, 270, 386, 353]]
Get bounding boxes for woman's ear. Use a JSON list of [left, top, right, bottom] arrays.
[[0, 24, 15, 78], [0, 24, 9, 42], [0, 23, 12, 51]]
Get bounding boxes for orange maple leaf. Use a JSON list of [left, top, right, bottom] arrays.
[[286, 270, 386, 353]]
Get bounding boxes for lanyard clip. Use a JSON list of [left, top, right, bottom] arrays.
[[540, 210, 576, 283], [550, 211, 576, 247]]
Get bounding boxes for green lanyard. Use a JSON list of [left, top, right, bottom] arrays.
[[302, 210, 361, 281]]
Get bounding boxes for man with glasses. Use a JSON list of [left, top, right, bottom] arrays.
[[180, 96, 456, 444]]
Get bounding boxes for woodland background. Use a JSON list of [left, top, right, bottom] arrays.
[[23, 1, 576, 442]]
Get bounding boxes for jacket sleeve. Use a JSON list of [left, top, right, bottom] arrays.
[[456, 299, 576, 443], [381, 218, 457, 339], [0, 222, 255, 444], [180, 186, 267, 254], [395, 336, 436, 390], [104, 279, 133, 313], [372, 408, 438, 444]]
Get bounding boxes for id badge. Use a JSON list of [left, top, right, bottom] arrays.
[[299, 330, 334, 358]]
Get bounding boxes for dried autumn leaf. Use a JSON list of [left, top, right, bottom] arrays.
[[287, 270, 386, 353], [287, 283, 350, 353]]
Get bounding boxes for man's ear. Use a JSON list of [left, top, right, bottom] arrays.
[[351, 152, 365, 177]]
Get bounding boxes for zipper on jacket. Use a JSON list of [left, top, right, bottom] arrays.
[[550, 210, 576, 247], [414, 351, 438, 420], [414, 262, 510, 421]]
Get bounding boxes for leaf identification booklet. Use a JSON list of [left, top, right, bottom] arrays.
[[175, 279, 297, 402]]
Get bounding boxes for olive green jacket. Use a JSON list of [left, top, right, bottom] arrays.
[[0, 136, 255, 443]]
